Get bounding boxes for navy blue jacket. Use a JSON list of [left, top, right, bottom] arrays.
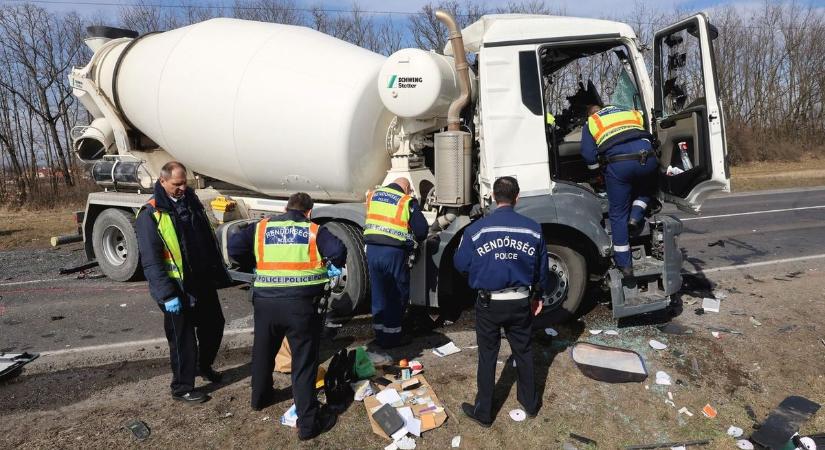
[[454, 206, 549, 293], [363, 183, 428, 249], [227, 210, 347, 300], [135, 182, 231, 304]]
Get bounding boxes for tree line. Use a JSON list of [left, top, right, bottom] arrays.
[[0, 0, 821, 206]]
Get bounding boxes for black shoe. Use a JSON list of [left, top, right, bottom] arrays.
[[620, 266, 634, 278], [172, 391, 207, 404], [627, 218, 642, 235], [251, 389, 277, 411], [198, 367, 223, 383], [525, 401, 542, 418], [299, 409, 338, 441], [461, 402, 492, 428], [377, 335, 413, 349]]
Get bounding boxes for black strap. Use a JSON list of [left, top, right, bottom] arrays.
[[605, 150, 651, 165]]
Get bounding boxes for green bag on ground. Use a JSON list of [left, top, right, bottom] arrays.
[[352, 346, 375, 379]]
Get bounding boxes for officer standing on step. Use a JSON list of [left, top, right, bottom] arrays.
[[581, 103, 658, 278], [363, 177, 428, 349], [453, 176, 547, 427], [136, 161, 232, 404], [227, 192, 347, 441]]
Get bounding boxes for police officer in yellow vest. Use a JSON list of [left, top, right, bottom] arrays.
[[364, 177, 428, 349], [136, 161, 232, 404], [228, 192, 347, 441], [581, 104, 658, 277]]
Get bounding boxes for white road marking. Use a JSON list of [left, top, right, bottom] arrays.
[[684, 253, 825, 275], [42, 327, 255, 356], [0, 277, 64, 287], [680, 205, 825, 221]]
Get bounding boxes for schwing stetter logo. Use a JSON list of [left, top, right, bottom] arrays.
[[386, 75, 422, 89]]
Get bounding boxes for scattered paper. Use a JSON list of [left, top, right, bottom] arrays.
[[433, 342, 461, 357], [671, 446, 686, 450], [604, 330, 619, 336], [545, 327, 559, 337], [352, 380, 374, 401], [119, 303, 127, 307], [736, 440, 754, 450], [395, 435, 416, 449], [667, 391, 673, 401], [589, 329, 603, 335], [727, 426, 744, 438], [713, 290, 728, 300], [665, 399, 676, 407], [712, 331, 721, 339], [702, 298, 721, 313], [655, 371, 672, 386], [509, 409, 526, 422], [666, 165, 685, 176], [649, 339, 668, 350], [368, 351, 393, 366], [376, 388, 402, 405], [391, 427, 409, 442], [678, 407, 694, 417], [702, 404, 717, 418], [280, 404, 297, 427], [451, 436, 461, 448], [397, 407, 421, 437], [749, 316, 762, 327], [385, 442, 399, 450]]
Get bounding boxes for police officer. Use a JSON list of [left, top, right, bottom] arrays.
[[453, 176, 548, 427], [228, 192, 346, 441], [581, 103, 658, 277], [363, 177, 428, 349], [136, 161, 231, 404]]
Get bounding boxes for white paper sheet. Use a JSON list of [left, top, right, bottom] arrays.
[[376, 388, 402, 405]]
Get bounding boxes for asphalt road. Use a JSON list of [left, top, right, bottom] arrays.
[[2, 186, 824, 360]]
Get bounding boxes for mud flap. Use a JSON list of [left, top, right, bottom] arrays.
[[610, 215, 683, 319]]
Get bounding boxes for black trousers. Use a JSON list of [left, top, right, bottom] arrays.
[[160, 286, 225, 395], [473, 296, 538, 422], [251, 294, 322, 435]]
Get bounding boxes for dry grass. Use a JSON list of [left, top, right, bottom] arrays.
[[731, 154, 825, 192], [0, 206, 80, 250]]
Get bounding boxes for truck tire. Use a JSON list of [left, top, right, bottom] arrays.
[[322, 221, 369, 317], [92, 208, 141, 282], [541, 240, 587, 324]]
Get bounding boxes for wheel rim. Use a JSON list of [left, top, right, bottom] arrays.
[[101, 225, 128, 266], [543, 251, 569, 309], [331, 265, 348, 295]]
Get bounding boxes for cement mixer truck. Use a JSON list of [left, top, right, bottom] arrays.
[[69, 11, 728, 321]]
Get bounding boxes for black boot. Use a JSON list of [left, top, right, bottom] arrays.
[[627, 217, 642, 235], [620, 266, 634, 279]]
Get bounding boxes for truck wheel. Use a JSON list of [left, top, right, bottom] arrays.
[[322, 221, 369, 318], [541, 241, 587, 324], [92, 208, 141, 281]]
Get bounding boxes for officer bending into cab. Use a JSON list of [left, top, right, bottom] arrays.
[[454, 176, 548, 427], [228, 192, 347, 441], [581, 103, 658, 277]]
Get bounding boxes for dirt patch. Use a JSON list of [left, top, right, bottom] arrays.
[[0, 207, 80, 250]]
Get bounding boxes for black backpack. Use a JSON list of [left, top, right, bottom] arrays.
[[323, 348, 354, 413]]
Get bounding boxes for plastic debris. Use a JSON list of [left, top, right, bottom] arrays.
[[605, 330, 619, 336], [395, 436, 416, 450], [702, 298, 721, 313], [736, 440, 754, 450], [665, 400, 676, 407], [713, 290, 729, 300], [432, 342, 461, 357], [727, 426, 744, 438], [750, 316, 762, 327], [352, 380, 374, 401], [678, 407, 694, 417], [509, 409, 526, 422], [544, 327, 559, 337], [451, 436, 461, 448], [668, 392, 674, 401], [798, 436, 816, 450], [589, 329, 603, 335], [671, 446, 686, 450], [124, 419, 151, 441], [571, 342, 648, 383], [649, 339, 668, 350], [120, 303, 127, 307], [367, 351, 393, 366], [280, 404, 297, 427], [702, 404, 718, 418], [712, 331, 721, 339], [656, 371, 672, 386]]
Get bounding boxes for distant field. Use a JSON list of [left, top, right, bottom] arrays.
[[0, 207, 79, 251], [731, 156, 825, 192]]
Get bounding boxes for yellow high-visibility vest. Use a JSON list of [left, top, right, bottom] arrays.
[[363, 186, 412, 242], [587, 106, 645, 149], [253, 219, 328, 288], [138, 198, 184, 282]]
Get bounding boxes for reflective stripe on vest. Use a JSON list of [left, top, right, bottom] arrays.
[[253, 219, 328, 288], [138, 198, 184, 282], [587, 106, 645, 149], [364, 186, 413, 242]]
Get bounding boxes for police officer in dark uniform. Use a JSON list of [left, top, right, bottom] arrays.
[[454, 176, 548, 427], [363, 177, 428, 348], [581, 103, 658, 277], [136, 161, 231, 404], [228, 192, 347, 441]]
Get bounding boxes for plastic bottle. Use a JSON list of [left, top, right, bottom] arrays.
[[678, 141, 693, 170]]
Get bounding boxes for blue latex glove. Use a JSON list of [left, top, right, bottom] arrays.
[[327, 264, 342, 278], [164, 297, 181, 314]]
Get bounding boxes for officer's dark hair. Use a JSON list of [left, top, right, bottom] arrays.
[[286, 192, 314, 212], [493, 176, 519, 205], [159, 161, 187, 180]]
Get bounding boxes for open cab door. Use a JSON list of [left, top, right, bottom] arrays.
[[653, 13, 729, 213]]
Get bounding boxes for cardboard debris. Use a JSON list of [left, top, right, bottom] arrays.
[[451, 435, 461, 447], [365, 375, 447, 440]]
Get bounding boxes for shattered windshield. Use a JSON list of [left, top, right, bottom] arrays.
[[611, 68, 640, 110]]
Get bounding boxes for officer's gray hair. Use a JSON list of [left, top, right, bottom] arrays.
[[159, 161, 187, 180]]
